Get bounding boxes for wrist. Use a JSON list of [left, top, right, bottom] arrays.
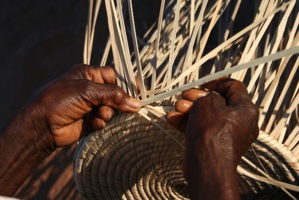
[[20, 102, 56, 155], [185, 130, 240, 200], [187, 125, 241, 166], [0, 103, 55, 195]]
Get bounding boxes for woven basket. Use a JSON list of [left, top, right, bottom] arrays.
[[74, 107, 187, 199], [76, 0, 299, 198], [74, 106, 299, 199]]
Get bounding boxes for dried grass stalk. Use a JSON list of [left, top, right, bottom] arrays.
[[82, 0, 299, 197]]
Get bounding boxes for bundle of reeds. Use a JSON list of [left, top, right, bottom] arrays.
[[74, 0, 299, 199]]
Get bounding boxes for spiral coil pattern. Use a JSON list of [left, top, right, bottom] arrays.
[[74, 110, 299, 199]]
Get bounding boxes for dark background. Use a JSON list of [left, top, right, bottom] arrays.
[[1, 0, 282, 199], [0, 0, 87, 126], [0, 0, 159, 199], [0, 1, 88, 199]]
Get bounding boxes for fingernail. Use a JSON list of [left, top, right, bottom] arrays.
[[128, 98, 142, 109], [199, 92, 209, 97]]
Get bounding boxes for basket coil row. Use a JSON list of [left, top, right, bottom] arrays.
[[74, 108, 299, 199]]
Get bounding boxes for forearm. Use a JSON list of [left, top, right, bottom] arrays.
[[186, 133, 240, 200], [0, 104, 55, 196]]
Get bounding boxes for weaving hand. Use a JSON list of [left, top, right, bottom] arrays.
[[30, 64, 142, 147], [166, 78, 259, 200], [0, 64, 141, 196]]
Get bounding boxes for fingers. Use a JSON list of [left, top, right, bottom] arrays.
[[191, 92, 226, 115], [91, 117, 106, 130], [175, 100, 193, 114], [166, 111, 187, 132], [202, 77, 251, 106], [182, 89, 209, 101], [97, 67, 117, 84], [85, 82, 142, 113], [166, 99, 192, 131], [66, 64, 116, 84], [71, 65, 142, 112], [166, 112, 185, 125], [98, 106, 114, 121], [66, 65, 142, 113], [166, 89, 208, 132], [171, 89, 209, 114], [84, 106, 113, 131]]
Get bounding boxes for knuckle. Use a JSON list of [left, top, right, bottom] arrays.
[[111, 86, 127, 105], [68, 64, 90, 79], [79, 80, 99, 103], [192, 93, 217, 106], [192, 96, 206, 106], [206, 93, 225, 105], [99, 66, 116, 84], [246, 101, 259, 119], [234, 79, 246, 87], [101, 66, 116, 76], [72, 64, 88, 73], [113, 86, 124, 96]]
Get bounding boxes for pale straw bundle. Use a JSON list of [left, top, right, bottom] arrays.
[[74, 0, 299, 199]]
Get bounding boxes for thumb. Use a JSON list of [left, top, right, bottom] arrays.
[[82, 81, 142, 113]]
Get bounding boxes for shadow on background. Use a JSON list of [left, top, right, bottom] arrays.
[[0, 0, 88, 199], [0, 0, 159, 199]]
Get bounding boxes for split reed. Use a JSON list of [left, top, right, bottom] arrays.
[[80, 0, 299, 198]]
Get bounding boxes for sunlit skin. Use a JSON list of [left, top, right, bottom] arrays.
[[36, 65, 142, 147], [166, 78, 259, 200], [0, 64, 142, 195], [0, 64, 259, 199]]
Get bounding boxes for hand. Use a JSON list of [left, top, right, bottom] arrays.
[[166, 78, 259, 199], [0, 64, 142, 196], [29, 64, 142, 147], [167, 77, 259, 162]]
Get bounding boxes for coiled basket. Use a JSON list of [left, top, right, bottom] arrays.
[[74, 106, 299, 199]]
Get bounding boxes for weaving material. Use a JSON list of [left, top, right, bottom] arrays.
[[74, 0, 299, 199], [74, 108, 299, 199], [74, 107, 187, 199]]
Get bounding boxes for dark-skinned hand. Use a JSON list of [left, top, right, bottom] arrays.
[[0, 64, 142, 196], [31, 64, 142, 147], [166, 78, 259, 199]]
